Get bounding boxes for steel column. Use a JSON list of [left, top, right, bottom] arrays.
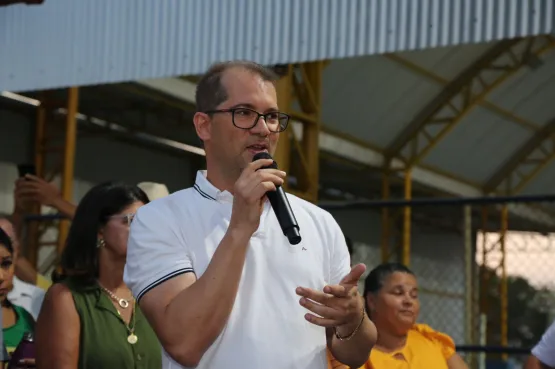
[[274, 65, 293, 184], [380, 169, 391, 263], [402, 169, 412, 266], [26, 97, 48, 267], [499, 206, 509, 359], [27, 88, 80, 267], [57, 87, 79, 253], [274, 62, 322, 204], [478, 204, 509, 356], [482, 118, 555, 357]]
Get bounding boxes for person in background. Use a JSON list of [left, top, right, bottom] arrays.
[[35, 182, 162, 369], [14, 175, 77, 220], [524, 321, 555, 369], [6, 174, 76, 291], [329, 262, 469, 369], [0, 228, 35, 357], [0, 216, 44, 321]]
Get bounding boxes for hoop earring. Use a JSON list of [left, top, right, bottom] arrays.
[[97, 238, 106, 248]]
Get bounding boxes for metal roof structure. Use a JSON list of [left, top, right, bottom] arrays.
[[322, 35, 555, 196], [1, 0, 554, 92], [1, 1, 555, 233]]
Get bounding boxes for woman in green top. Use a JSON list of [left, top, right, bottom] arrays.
[[35, 182, 162, 369], [0, 227, 35, 355]]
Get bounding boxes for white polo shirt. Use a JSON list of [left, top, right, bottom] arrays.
[[532, 320, 555, 367], [124, 171, 350, 369]]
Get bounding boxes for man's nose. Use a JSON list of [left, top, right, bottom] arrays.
[[251, 116, 271, 135]]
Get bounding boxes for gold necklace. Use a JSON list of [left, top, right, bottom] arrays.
[[98, 282, 138, 344], [98, 283, 133, 309]]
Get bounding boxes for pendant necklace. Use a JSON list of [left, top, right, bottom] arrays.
[[97, 282, 138, 344], [125, 301, 138, 344], [98, 283, 132, 309]]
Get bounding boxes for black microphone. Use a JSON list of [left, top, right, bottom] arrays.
[[253, 152, 302, 245]]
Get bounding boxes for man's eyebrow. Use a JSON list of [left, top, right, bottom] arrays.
[[229, 103, 255, 109], [228, 103, 280, 112]]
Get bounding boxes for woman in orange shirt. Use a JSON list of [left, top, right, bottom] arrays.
[[329, 262, 468, 369]]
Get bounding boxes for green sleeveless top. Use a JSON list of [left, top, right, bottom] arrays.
[[64, 279, 162, 369]]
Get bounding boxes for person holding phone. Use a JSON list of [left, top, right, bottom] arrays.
[[14, 165, 77, 220]]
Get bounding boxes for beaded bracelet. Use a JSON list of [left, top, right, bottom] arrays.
[[333, 307, 366, 341]]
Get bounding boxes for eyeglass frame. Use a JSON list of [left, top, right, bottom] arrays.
[[108, 213, 135, 226], [203, 107, 290, 133]]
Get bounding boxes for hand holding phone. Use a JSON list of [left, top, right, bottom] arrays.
[[17, 164, 36, 179]]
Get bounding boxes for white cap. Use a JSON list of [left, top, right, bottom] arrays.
[[137, 182, 170, 201]]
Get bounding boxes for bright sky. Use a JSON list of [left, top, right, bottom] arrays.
[[476, 231, 555, 289]]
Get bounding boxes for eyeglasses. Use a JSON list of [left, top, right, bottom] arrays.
[[204, 107, 290, 133], [108, 213, 135, 226]]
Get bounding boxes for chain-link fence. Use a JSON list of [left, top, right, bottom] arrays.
[[324, 194, 555, 369]]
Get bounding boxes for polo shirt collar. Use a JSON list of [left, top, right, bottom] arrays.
[[194, 170, 234, 203]]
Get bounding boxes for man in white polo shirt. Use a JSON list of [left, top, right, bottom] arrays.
[[124, 61, 377, 369]]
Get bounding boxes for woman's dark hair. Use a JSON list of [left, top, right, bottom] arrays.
[[0, 227, 13, 254], [363, 262, 414, 296], [55, 181, 149, 285]]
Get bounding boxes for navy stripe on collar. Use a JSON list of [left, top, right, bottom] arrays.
[[194, 183, 216, 201]]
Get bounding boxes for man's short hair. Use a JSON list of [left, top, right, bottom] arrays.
[[195, 60, 279, 113]]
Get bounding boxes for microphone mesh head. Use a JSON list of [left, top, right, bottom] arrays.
[[252, 152, 277, 169]]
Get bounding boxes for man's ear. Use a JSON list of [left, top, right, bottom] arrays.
[[193, 112, 211, 143]]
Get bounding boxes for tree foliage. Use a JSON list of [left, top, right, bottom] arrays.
[[482, 266, 551, 348]]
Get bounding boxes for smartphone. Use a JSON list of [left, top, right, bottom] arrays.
[[17, 164, 36, 178]]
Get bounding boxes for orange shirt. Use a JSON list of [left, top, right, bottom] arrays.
[[327, 324, 456, 369]]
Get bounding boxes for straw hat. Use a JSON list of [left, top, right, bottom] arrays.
[[137, 182, 170, 201]]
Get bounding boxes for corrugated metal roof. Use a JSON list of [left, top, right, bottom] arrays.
[[0, 0, 554, 92]]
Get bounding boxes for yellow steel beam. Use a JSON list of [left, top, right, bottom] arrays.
[[483, 117, 555, 195], [26, 96, 49, 267], [380, 168, 391, 263], [402, 168, 412, 266], [479, 207, 490, 316], [499, 205, 509, 357], [385, 54, 542, 132], [385, 36, 555, 169], [57, 87, 79, 254], [274, 65, 293, 182], [274, 63, 322, 204], [27, 88, 80, 267]]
